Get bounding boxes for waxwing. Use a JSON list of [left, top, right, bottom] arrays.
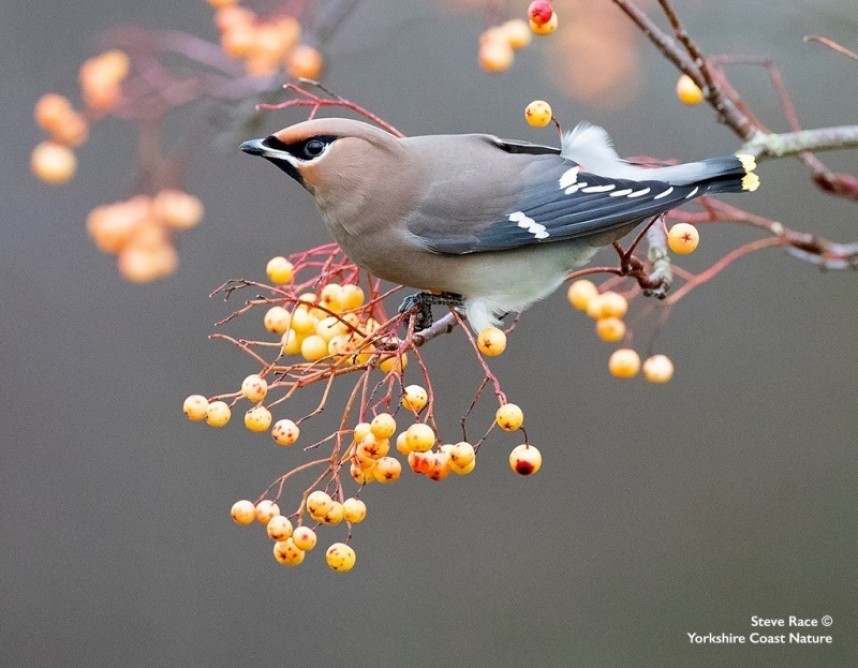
[[241, 117, 759, 332]]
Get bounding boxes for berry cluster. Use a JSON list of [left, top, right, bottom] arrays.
[[477, 2, 558, 74], [209, 0, 323, 79], [184, 249, 542, 570]]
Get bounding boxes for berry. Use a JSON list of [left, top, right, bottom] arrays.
[[264, 306, 291, 334], [266, 515, 293, 541], [271, 418, 300, 446], [273, 538, 305, 566], [244, 405, 272, 432], [315, 316, 347, 342], [608, 348, 641, 378], [183, 394, 209, 421], [528, 1, 554, 25], [450, 457, 477, 475], [525, 100, 553, 128], [379, 352, 408, 374], [300, 334, 328, 362], [306, 490, 334, 519], [287, 44, 324, 80], [567, 279, 599, 311], [281, 330, 301, 356], [426, 452, 452, 481], [339, 284, 365, 311], [501, 18, 532, 50], [642, 354, 675, 383], [676, 74, 704, 105], [353, 422, 372, 442], [342, 498, 367, 523], [325, 542, 356, 572], [255, 499, 280, 524], [496, 403, 524, 431], [350, 462, 372, 485], [373, 456, 402, 483], [450, 441, 476, 468], [205, 400, 231, 427], [478, 40, 515, 74], [34, 93, 74, 134], [319, 284, 343, 313], [477, 326, 507, 356], [370, 413, 397, 440], [530, 11, 558, 36], [596, 317, 626, 343], [401, 384, 428, 412], [405, 423, 436, 453], [667, 222, 700, 254], [266, 256, 294, 284], [587, 291, 628, 319], [230, 499, 255, 525], [509, 444, 542, 475], [240, 374, 268, 402], [31, 141, 76, 184], [291, 526, 317, 551], [290, 309, 316, 336], [152, 189, 203, 230], [322, 501, 344, 525], [395, 431, 411, 456]]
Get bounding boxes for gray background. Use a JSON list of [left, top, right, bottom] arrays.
[[2, 1, 857, 666]]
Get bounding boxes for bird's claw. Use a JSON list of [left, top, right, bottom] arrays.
[[398, 291, 464, 331]]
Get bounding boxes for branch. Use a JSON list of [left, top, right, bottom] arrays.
[[741, 125, 858, 160]]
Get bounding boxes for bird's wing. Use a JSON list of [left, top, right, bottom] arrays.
[[407, 149, 697, 255]]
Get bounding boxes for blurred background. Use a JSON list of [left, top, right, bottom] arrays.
[[2, 0, 857, 665]]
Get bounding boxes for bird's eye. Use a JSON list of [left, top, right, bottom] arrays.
[[303, 139, 327, 159]]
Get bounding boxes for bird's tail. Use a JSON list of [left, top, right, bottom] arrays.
[[655, 153, 760, 194]]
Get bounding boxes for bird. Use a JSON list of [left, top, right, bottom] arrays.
[[240, 117, 759, 332]]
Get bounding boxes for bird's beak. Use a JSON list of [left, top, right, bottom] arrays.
[[239, 138, 266, 156], [240, 137, 304, 186]]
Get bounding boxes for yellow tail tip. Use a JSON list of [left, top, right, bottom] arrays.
[[736, 153, 757, 173], [742, 172, 761, 192]]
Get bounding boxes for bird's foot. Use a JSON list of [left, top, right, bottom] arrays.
[[398, 291, 464, 330]]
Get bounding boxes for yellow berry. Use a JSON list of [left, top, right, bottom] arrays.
[[266, 256, 294, 284], [450, 441, 476, 468], [478, 40, 514, 74], [405, 423, 436, 453], [342, 498, 367, 523], [509, 444, 542, 475], [450, 457, 477, 475], [290, 309, 317, 336], [596, 317, 626, 343], [608, 348, 641, 379], [291, 526, 317, 551], [370, 413, 397, 440], [34, 93, 74, 134], [322, 501, 344, 525], [230, 499, 255, 525], [477, 327, 507, 356], [255, 499, 280, 524], [281, 329, 301, 356], [395, 431, 411, 456], [325, 542, 356, 572], [306, 490, 333, 519], [300, 334, 328, 362], [273, 538, 305, 566], [240, 373, 268, 402], [287, 44, 324, 80], [183, 394, 209, 421], [401, 384, 428, 412], [667, 222, 700, 254], [244, 405, 272, 432], [206, 400, 231, 427], [501, 18, 532, 50], [271, 418, 300, 446], [567, 279, 599, 311], [373, 456, 402, 483], [530, 11, 558, 35], [266, 515, 293, 541], [525, 100, 552, 128], [587, 291, 628, 319], [496, 403, 524, 431], [339, 284, 365, 311], [379, 351, 408, 374], [676, 74, 704, 105], [426, 452, 452, 481], [315, 316, 347, 342], [152, 189, 203, 230], [350, 462, 372, 485], [642, 354, 675, 383], [31, 141, 76, 184], [264, 306, 291, 334], [319, 283, 343, 313]]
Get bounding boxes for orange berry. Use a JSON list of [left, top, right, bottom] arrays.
[[271, 418, 300, 446], [117, 246, 163, 283], [207, 0, 237, 8], [595, 317, 626, 343], [240, 373, 268, 403], [272, 538, 305, 566], [214, 5, 255, 32], [667, 223, 700, 254], [608, 348, 641, 379], [31, 141, 76, 184], [501, 18, 532, 50], [530, 11, 558, 36], [287, 44, 324, 80], [291, 526, 317, 551], [676, 74, 704, 105], [34, 93, 74, 133], [479, 40, 514, 73], [254, 499, 280, 524], [244, 406, 272, 432], [266, 256, 294, 284], [152, 189, 204, 230], [230, 499, 255, 525], [587, 291, 628, 319], [567, 279, 599, 311], [342, 498, 367, 523], [325, 542, 356, 572], [642, 354, 674, 383], [266, 515, 293, 541], [401, 384, 428, 412], [373, 456, 402, 483]]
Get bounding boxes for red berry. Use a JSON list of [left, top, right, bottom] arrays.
[[528, 1, 554, 26]]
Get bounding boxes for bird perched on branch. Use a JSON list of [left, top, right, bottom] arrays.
[[241, 117, 759, 332]]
